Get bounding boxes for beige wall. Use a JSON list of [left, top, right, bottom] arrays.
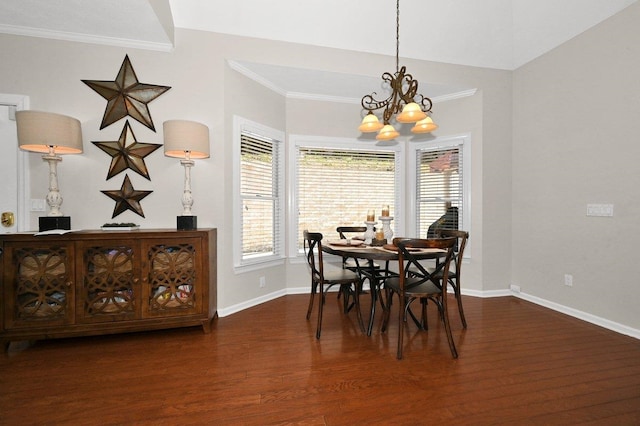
[[5, 3, 636, 333], [512, 3, 640, 329]]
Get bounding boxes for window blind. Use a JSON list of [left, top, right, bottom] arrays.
[[296, 147, 397, 250], [416, 146, 463, 237], [240, 132, 282, 260]]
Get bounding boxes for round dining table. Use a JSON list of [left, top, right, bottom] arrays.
[[322, 241, 445, 335]]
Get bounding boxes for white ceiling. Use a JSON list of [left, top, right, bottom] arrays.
[[0, 0, 637, 101]]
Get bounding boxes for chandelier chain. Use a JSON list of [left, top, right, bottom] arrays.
[[396, 0, 400, 73]]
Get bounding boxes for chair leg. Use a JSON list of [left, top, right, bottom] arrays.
[[451, 278, 467, 328], [420, 298, 429, 330], [440, 297, 458, 359], [397, 294, 406, 359], [381, 289, 392, 333], [306, 281, 317, 320], [342, 285, 358, 314], [353, 282, 366, 334], [316, 286, 327, 339]]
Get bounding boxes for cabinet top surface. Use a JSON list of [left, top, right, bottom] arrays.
[[0, 228, 216, 242]]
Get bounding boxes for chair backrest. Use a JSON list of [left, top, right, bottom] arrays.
[[336, 226, 366, 240], [436, 229, 469, 274], [393, 237, 457, 290], [303, 230, 324, 281]]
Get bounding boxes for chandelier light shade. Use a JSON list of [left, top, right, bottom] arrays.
[[163, 119, 210, 230], [377, 124, 400, 141], [396, 102, 427, 123], [411, 116, 439, 133], [358, 111, 384, 132], [16, 110, 83, 231], [359, 0, 437, 139]]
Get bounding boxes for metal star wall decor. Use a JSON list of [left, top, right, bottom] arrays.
[[92, 120, 161, 180], [101, 174, 153, 218], [82, 55, 171, 131]]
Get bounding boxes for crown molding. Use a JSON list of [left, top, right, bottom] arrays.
[[0, 24, 174, 52]]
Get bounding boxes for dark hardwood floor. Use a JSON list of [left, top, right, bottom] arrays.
[[1, 294, 639, 425]]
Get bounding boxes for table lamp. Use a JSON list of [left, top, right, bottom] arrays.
[[15, 110, 83, 231], [163, 119, 210, 230]]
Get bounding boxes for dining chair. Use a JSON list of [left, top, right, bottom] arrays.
[[430, 229, 469, 328], [381, 236, 458, 359], [336, 226, 379, 271], [336, 225, 395, 320], [303, 230, 365, 339]]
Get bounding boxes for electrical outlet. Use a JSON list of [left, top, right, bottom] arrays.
[[587, 204, 614, 217], [564, 274, 573, 287], [259, 276, 266, 288]]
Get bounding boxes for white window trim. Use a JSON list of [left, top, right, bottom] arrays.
[[288, 135, 405, 260], [406, 133, 471, 244], [232, 115, 286, 273]]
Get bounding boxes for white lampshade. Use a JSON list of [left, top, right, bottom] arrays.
[[358, 112, 384, 132], [16, 110, 83, 154], [396, 102, 427, 123], [163, 120, 210, 159], [376, 124, 400, 141], [411, 116, 439, 133]]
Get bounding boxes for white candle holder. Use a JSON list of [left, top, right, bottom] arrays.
[[364, 221, 377, 244], [379, 216, 394, 242]]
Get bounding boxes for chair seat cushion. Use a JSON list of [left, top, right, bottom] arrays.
[[385, 277, 440, 296], [323, 265, 360, 283]]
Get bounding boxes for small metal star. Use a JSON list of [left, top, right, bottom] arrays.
[[82, 55, 171, 131], [101, 174, 153, 218], [93, 120, 161, 180]]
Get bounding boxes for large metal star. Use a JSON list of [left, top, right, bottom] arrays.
[[82, 55, 171, 131], [92, 120, 161, 180], [101, 174, 152, 218]]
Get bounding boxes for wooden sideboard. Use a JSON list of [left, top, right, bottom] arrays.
[[0, 228, 216, 349]]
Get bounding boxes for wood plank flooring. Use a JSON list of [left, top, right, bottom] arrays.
[[1, 294, 639, 425]]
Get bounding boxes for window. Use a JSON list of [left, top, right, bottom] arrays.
[[233, 117, 285, 271], [408, 134, 470, 239], [289, 136, 402, 255]]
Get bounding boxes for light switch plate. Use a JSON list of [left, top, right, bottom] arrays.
[[30, 199, 46, 212], [586, 203, 614, 217]]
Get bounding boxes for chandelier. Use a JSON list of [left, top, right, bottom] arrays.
[[359, 0, 438, 140]]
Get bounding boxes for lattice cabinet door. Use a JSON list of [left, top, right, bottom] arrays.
[[2, 242, 75, 329], [142, 237, 203, 318], [76, 240, 141, 323]]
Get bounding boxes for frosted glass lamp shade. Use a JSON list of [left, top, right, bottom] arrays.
[[358, 112, 384, 132], [163, 120, 210, 159], [396, 102, 427, 123], [376, 124, 400, 141], [411, 116, 439, 133], [16, 110, 83, 154]]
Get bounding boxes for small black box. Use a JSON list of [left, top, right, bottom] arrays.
[[177, 215, 197, 230], [39, 216, 71, 232]]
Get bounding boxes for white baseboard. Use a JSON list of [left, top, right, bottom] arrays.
[[510, 290, 640, 340], [219, 286, 640, 341], [218, 289, 287, 317]]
